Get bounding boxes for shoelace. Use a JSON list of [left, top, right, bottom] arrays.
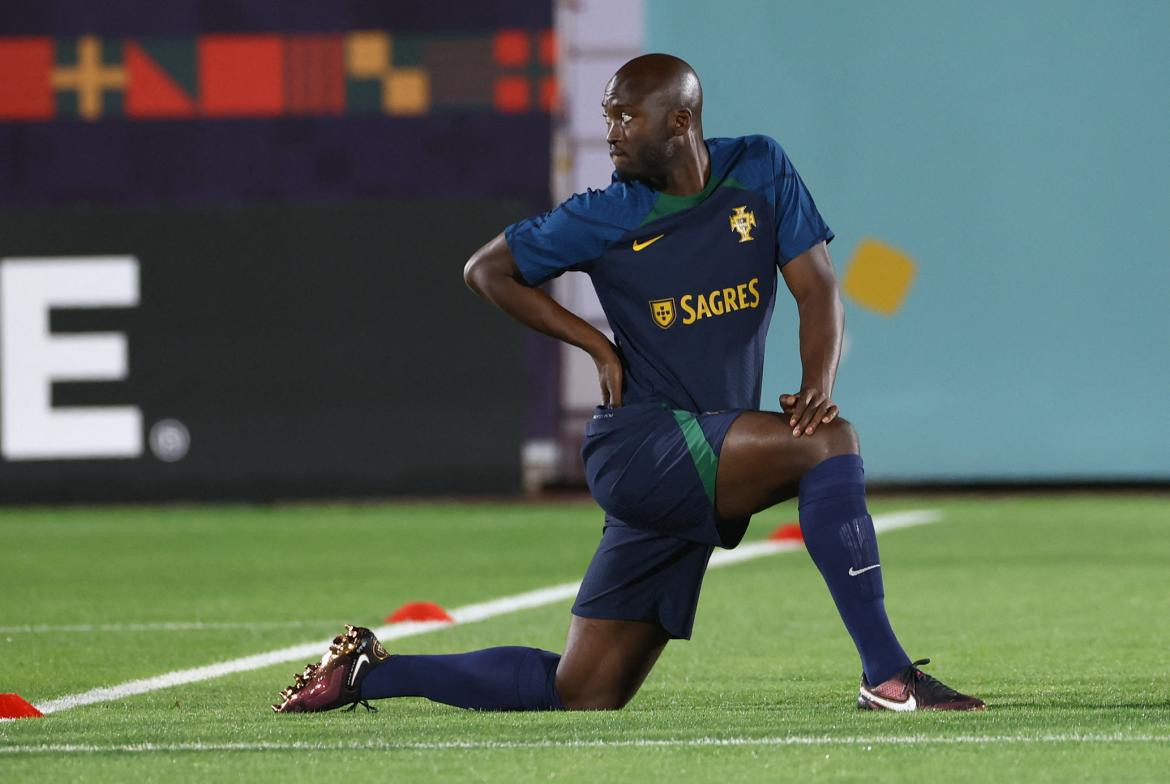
[[344, 700, 377, 713], [908, 658, 962, 699]]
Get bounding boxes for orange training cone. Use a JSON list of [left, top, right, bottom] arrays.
[[0, 694, 42, 719], [768, 522, 804, 543], [385, 601, 455, 624]]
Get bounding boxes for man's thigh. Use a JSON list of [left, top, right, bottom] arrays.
[[715, 411, 859, 521], [582, 402, 745, 546], [572, 522, 714, 639]]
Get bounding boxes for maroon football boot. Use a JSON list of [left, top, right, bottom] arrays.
[[858, 658, 986, 711], [272, 625, 390, 713]]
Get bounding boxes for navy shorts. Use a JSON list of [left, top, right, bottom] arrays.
[[571, 402, 749, 639]]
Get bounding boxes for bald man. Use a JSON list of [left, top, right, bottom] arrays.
[[275, 54, 983, 714]]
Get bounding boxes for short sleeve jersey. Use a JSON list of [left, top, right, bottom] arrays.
[[505, 135, 833, 414]]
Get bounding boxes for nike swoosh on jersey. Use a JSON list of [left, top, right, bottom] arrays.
[[348, 653, 370, 689], [632, 234, 665, 251], [848, 564, 881, 576]]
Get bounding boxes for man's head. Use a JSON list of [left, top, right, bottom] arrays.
[[602, 54, 703, 184]]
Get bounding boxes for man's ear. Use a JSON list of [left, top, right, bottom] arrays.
[[671, 107, 692, 136]]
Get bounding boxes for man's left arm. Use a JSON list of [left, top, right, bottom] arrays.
[[779, 240, 843, 438]]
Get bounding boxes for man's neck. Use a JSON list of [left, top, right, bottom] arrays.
[[660, 135, 710, 196]]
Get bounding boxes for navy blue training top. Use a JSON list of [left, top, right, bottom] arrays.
[[505, 135, 833, 414]]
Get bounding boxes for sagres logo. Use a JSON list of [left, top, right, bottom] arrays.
[[729, 206, 756, 243], [650, 278, 762, 328], [649, 298, 677, 329]]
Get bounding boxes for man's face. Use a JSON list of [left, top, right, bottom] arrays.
[[602, 76, 673, 183]]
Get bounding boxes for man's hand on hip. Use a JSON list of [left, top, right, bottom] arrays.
[[593, 344, 624, 407]]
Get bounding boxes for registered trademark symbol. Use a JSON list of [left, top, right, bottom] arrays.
[[149, 419, 190, 462]]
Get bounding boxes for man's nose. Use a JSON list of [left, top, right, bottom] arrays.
[[606, 121, 623, 144]]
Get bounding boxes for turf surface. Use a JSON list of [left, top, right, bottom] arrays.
[[1, 496, 1168, 781]]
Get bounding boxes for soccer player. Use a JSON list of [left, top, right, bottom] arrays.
[[274, 54, 983, 714]]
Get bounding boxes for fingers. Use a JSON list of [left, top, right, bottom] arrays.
[[795, 393, 825, 436], [600, 364, 623, 408], [781, 391, 839, 437], [607, 372, 623, 407], [787, 389, 816, 436], [798, 399, 835, 436]]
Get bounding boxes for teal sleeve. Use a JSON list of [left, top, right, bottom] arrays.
[[504, 182, 652, 285], [766, 137, 834, 266]]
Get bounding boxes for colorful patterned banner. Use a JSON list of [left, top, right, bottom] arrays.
[[0, 30, 557, 120]]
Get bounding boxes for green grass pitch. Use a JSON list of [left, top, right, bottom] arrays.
[[1, 495, 1168, 781]]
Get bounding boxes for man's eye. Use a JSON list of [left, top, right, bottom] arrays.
[[621, 113, 633, 123]]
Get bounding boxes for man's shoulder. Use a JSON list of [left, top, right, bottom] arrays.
[[503, 178, 656, 284], [707, 134, 784, 195], [554, 179, 656, 233], [709, 134, 783, 163]]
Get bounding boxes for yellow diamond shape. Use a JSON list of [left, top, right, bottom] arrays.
[[842, 238, 917, 316]]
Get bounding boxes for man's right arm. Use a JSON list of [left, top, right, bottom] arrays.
[[463, 232, 623, 406]]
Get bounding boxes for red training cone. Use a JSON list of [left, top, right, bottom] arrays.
[[385, 601, 455, 624], [0, 694, 43, 719], [768, 522, 804, 543]]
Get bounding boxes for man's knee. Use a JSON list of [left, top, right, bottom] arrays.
[[554, 616, 666, 711], [819, 417, 859, 457], [555, 676, 630, 711], [780, 416, 859, 472]]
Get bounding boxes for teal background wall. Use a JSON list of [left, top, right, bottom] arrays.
[[647, 0, 1169, 480]]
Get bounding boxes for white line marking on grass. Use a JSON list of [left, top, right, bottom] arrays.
[[23, 509, 940, 717], [0, 620, 342, 635], [2, 733, 1168, 754]]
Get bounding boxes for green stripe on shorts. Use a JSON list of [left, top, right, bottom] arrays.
[[670, 408, 719, 505]]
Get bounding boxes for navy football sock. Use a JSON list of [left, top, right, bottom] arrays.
[[359, 646, 563, 711], [798, 454, 910, 684]]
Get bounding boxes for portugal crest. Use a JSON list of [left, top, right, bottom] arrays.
[[649, 298, 677, 329], [729, 206, 757, 243]]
